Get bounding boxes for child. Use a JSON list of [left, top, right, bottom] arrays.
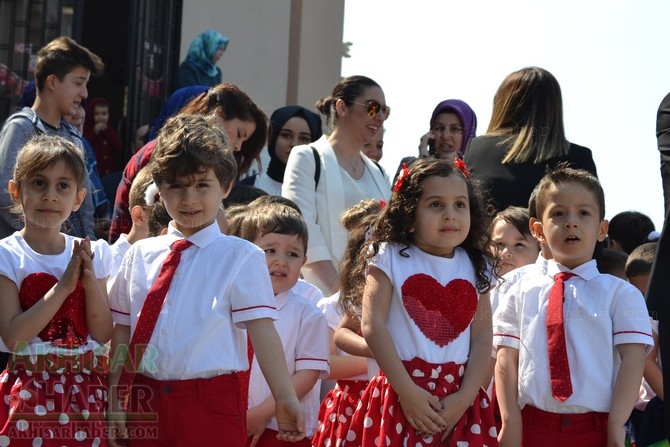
[[0, 36, 104, 240], [608, 211, 660, 254], [232, 203, 329, 446], [493, 166, 654, 447], [347, 158, 499, 446], [313, 199, 382, 447], [489, 206, 540, 276], [108, 115, 305, 446], [107, 166, 155, 291], [626, 242, 665, 447], [0, 134, 113, 445], [84, 97, 123, 177]]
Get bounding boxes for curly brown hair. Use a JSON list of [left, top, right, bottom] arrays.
[[370, 158, 496, 293]]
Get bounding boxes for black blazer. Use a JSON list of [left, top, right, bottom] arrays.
[[463, 135, 598, 212]]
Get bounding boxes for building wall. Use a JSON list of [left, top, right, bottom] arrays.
[[180, 0, 344, 118]]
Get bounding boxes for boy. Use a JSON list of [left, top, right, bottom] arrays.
[[234, 203, 329, 446], [493, 166, 653, 447], [108, 115, 305, 446], [0, 36, 104, 240]]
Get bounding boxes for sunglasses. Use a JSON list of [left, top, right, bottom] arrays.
[[351, 100, 391, 119]]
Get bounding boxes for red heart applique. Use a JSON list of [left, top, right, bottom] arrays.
[[19, 272, 88, 348], [401, 274, 477, 347]]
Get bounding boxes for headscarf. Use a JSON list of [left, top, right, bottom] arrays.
[[429, 99, 478, 155], [17, 80, 36, 109], [145, 85, 209, 143], [185, 30, 229, 78], [266, 106, 322, 183]]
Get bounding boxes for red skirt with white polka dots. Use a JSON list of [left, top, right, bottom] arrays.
[[344, 358, 498, 447], [312, 379, 369, 447], [0, 351, 108, 446]]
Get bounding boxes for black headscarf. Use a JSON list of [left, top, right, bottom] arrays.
[[266, 106, 322, 183]]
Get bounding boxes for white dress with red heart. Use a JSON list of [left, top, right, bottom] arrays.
[[0, 232, 112, 446], [343, 243, 498, 447]]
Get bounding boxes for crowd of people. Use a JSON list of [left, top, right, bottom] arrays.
[[0, 35, 668, 447]]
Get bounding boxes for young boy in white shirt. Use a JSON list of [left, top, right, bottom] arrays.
[[493, 166, 653, 447], [108, 114, 305, 446], [234, 202, 330, 446]]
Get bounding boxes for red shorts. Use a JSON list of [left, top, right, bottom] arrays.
[[521, 405, 608, 447], [126, 373, 246, 446]]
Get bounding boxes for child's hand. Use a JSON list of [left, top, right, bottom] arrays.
[[107, 396, 128, 447], [246, 407, 270, 447], [94, 122, 107, 133], [607, 422, 625, 447], [497, 422, 522, 447], [274, 395, 306, 442], [76, 237, 98, 289], [398, 384, 446, 436], [437, 391, 470, 441], [57, 239, 85, 294]]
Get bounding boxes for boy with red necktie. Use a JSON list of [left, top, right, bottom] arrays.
[[108, 114, 304, 446], [493, 166, 653, 447]]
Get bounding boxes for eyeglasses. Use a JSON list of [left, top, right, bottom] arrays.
[[432, 125, 465, 136], [350, 100, 391, 119]]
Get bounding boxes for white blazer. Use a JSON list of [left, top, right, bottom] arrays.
[[282, 135, 390, 292]]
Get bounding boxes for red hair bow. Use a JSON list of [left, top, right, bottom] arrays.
[[453, 158, 470, 179], [393, 163, 409, 193]]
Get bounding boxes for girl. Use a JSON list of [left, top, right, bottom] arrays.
[[347, 158, 499, 446], [489, 206, 540, 276], [0, 134, 113, 446], [282, 75, 391, 295], [313, 199, 381, 447], [83, 97, 123, 176]]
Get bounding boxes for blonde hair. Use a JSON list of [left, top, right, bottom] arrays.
[[128, 166, 155, 208]]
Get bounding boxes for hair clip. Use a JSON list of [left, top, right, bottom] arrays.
[[379, 200, 387, 208], [393, 163, 409, 193], [144, 182, 160, 206], [453, 159, 471, 179]]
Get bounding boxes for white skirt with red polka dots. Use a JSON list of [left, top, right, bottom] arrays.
[[312, 379, 368, 447], [344, 358, 498, 447], [0, 352, 108, 447]]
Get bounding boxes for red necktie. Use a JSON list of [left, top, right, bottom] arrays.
[[117, 239, 193, 398], [546, 271, 575, 402]]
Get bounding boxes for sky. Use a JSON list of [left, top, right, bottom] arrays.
[[341, 0, 670, 229]]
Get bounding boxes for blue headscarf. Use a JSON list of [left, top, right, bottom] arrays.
[[186, 30, 229, 77]]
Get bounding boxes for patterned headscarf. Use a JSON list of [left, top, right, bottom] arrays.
[[185, 30, 229, 77]]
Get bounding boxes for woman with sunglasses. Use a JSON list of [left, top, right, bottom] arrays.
[[282, 75, 391, 295]]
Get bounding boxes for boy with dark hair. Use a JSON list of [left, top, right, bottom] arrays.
[[108, 115, 305, 446], [0, 36, 104, 239], [494, 166, 653, 446], [233, 203, 329, 446]]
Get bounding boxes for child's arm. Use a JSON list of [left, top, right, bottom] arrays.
[[495, 346, 522, 447], [328, 320, 368, 380], [107, 323, 130, 446], [246, 317, 306, 442], [438, 291, 493, 436], [362, 266, 446, 435], [247, 369, 320, 447], [334, 312, 374, 358], [0, 241, 87, 350], [609, 343, 646, 447], [644, 331, 664, 399], [78, 238, 113, 344]]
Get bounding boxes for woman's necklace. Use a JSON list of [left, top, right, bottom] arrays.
[[339, 154, 363, 175]]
